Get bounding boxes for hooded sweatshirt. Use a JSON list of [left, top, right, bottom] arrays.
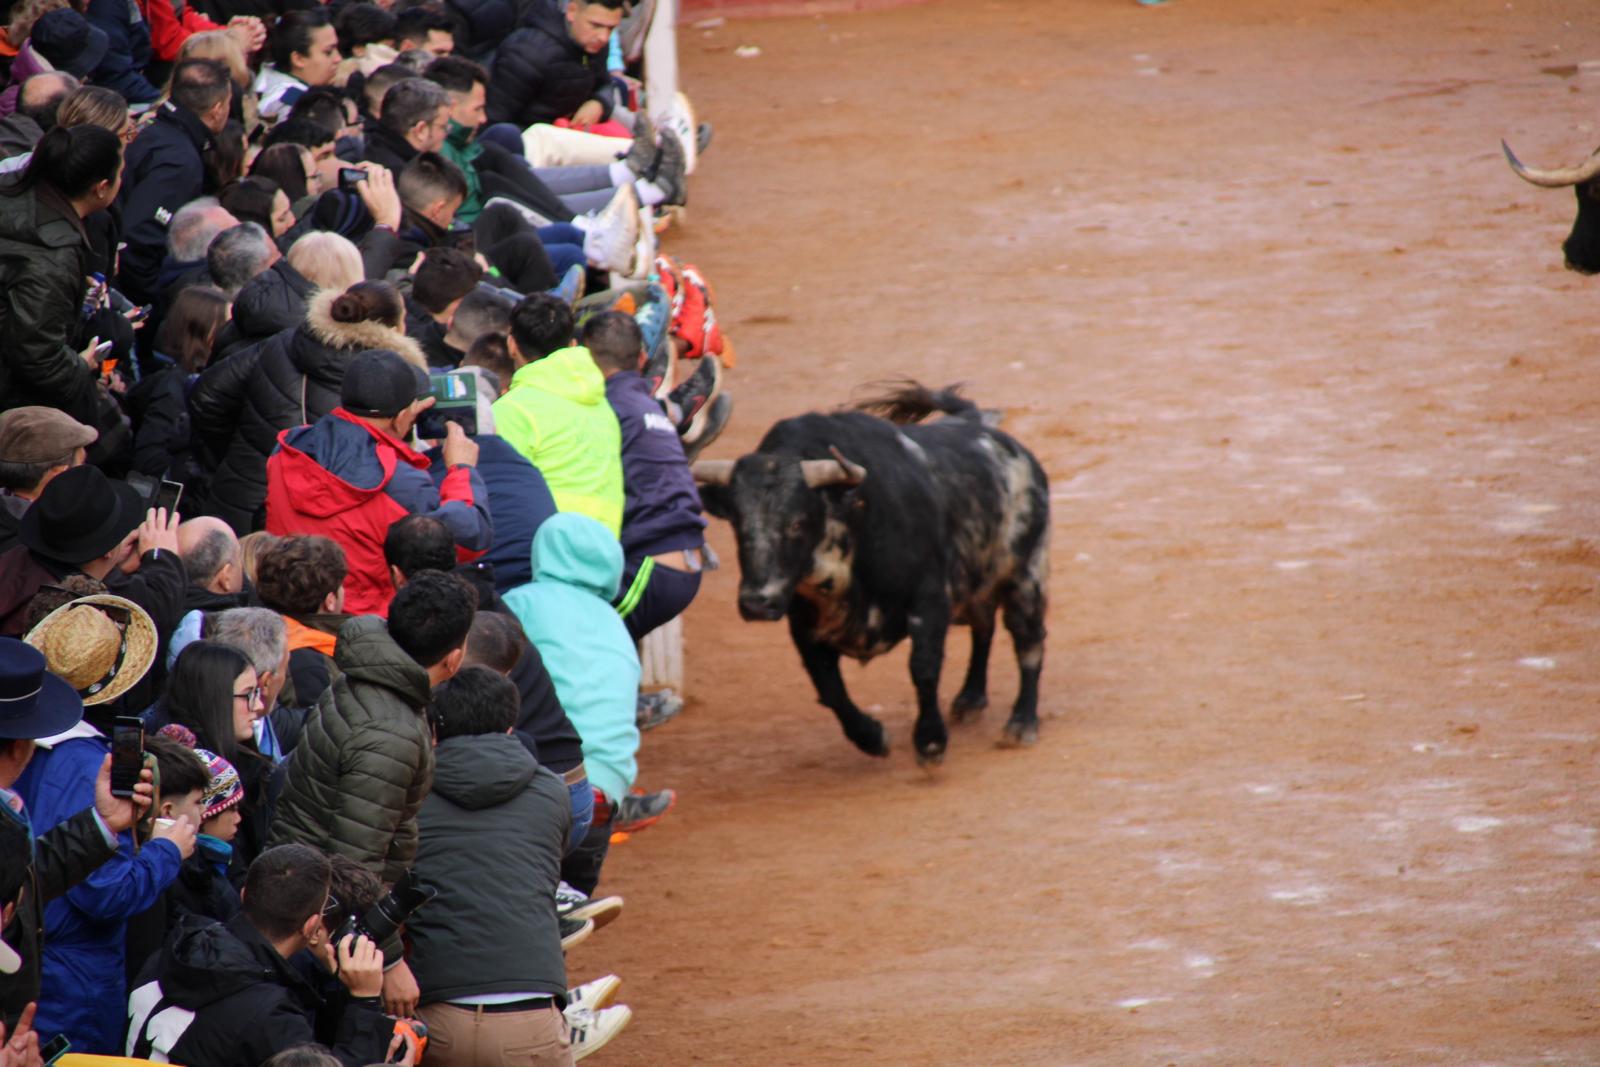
[[503, 513, 638, 801], [491, 346, 624, 537], [265, 407, 492, 615], [126, 912, 391, 1067], [408, 733, 570, 1004]]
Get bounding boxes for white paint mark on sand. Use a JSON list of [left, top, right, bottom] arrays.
[[1129, 938, 1171, 952], [1117, 996, 1170, 1009], [1518, 657, 1556, 670], [1275, 560, 1312, 571], [1453, 816, 1503, 834], [1269, 886, 1329, 905]]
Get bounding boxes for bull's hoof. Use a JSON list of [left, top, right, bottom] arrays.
[[950, 692, 989, 723], [915, 745, 946, 768], [996, 720, 1040, 749], [848, 721, 891, 758]]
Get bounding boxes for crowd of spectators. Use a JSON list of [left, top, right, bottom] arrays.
[[0, 0, 736, 1059]]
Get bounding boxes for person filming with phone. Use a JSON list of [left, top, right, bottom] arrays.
[[126, 843, 395, 1067], [264, 349, 491, 616]]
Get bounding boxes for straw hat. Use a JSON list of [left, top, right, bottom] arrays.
[[24, 595, 157, 706]]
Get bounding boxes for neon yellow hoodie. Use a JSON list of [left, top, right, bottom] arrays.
[[491, 346, 624, 536]]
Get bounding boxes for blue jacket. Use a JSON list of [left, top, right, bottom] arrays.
[[85, 0, 160, 104], [503, 514, 638, 801], [604, 371, 705, 560], [14, 730, 184, 1053], [117, 103, 213, 303], [428, 434, 556, 592]]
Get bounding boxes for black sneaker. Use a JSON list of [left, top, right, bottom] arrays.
[[681, 392, 731, 462], [650, 128, 687, 207], [669, 355, 723, 440], [636, 689, 684, 731], [612, 789, 676, 834], [560, 915, 595, 950], [620, 112, 657, 178]]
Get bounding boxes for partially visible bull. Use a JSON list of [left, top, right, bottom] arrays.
[[1503, 139, 1600, 273], [692, 383, 1050, 764]]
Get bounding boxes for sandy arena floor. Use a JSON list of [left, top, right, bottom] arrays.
[[564, 1, 1600, 1061]]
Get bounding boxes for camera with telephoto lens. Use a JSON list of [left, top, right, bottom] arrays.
[[331, 869, 437, 947]]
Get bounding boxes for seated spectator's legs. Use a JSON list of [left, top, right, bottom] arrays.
[[485, 232, 560, 293], [617, 558, 702, 643], [521, 124, 631, 168], [477, 123, 527, 158], [476, 141, 576, 222], [561, 807, 611, 896], [643, 0, 680, 126], [418, 1001, 574, 1067], [532, 164, 621, 197], [566, 769, 594, 854]]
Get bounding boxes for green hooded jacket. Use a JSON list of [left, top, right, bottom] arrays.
[[491, 346, 624, 536]]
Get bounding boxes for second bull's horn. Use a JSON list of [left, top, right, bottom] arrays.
[[1503, 139, 1600, 188], [801, 447, 867, 489], [691, 459, 735, 486]]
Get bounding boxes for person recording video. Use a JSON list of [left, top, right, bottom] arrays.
[[126, 844, 395, 1067]]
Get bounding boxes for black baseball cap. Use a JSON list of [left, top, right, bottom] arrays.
[[340, 350, 430, 418]]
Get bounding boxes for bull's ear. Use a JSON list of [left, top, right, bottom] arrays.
[[698, 483, 733, 520]]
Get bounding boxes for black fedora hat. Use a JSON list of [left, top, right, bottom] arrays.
[[19, 465, 143, 566], [0, 636, 83, 741]]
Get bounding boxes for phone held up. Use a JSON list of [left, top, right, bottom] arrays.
[[414, 373, 478, 440], [110, 716, 144, 798]]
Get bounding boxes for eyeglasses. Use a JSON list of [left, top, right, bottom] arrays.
[[321, 891, 341, 920], [233, 685, 265, 707]]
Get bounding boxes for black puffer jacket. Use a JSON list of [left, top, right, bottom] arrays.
[[126, 912, 390, 1067], [444, 0, 517, 61], [0, 177, 100, 429], [268, 616, 435, 884], [189, 288, 426, 534], [486, 0, 613, 128], [213, 258, 317, 361]]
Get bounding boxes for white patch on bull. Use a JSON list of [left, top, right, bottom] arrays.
[[897, 431, 929, 464], [795, 517, 855, 644]]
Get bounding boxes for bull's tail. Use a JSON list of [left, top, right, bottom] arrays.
[[853, 381, 979, 425]]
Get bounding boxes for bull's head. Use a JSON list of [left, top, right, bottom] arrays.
[[693, 448, 866, 621], [1504, 139, 1600, 274]]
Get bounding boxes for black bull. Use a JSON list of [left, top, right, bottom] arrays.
[[692, 385, 1050, 764], [1503, 139, 1600, 273]]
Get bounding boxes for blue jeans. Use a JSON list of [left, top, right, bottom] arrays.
[[566, 773, 594, 855]]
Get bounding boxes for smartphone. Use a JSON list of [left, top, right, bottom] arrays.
[[415, 373, 478, 439], [110, 717, 143, 799], [124, 471, 159, 506], [443, 222, 476, 254], [339, 166, 367, 190], [40, 1035, 69, 1067], [152, 479, 184, 518], [92, 339, 114, 359]]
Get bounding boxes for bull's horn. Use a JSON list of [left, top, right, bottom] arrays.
[[692, 459, 735, 486], [801, 449, 867, 488], [1503, 139, 1600, 188]]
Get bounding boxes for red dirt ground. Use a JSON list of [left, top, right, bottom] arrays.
[[568, 0, 1600, 1061]]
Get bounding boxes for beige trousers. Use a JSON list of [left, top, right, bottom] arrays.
[[521, 124, 633, 168], [419, 1001, 573, 1067]]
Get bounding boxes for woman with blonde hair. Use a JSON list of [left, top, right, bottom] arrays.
[[213, 230, 363, 361], [58, 86, 135, 143]]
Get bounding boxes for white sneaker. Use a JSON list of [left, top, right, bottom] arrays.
[[583, 185, 640, 274], [568, 1004, 633, 1061], [609, 205, 656, 287], [565, 974, 622, 1015]]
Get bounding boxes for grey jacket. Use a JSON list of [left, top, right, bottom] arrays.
[[267, 617, 434, 884], [408, 733, 570, 1004]]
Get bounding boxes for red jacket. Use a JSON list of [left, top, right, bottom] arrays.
[[134, 0, 223, 63], [264, 408, 492, 616]]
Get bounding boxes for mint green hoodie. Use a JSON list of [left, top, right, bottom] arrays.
[[491, 346, 624, 536], [503, 513, 639, 801]]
